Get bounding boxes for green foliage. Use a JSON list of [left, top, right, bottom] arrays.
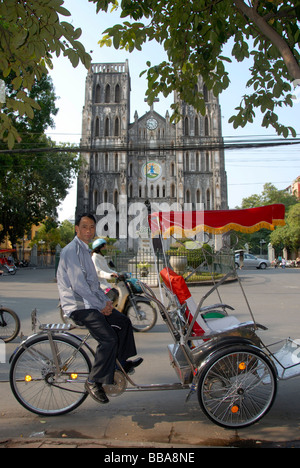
[[0, 0, 91, 148], [0, 75, 81, 245], [91, 0, 300, 135], [241, 182, 298, 210], [238, 183, 299, 253], [270, 202, 300, 251], [167, 242, 213, 268], [31, 219, 75, 251]]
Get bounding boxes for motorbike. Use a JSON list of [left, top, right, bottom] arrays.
[[60, 273, 157, 332], [112, 273, 157, 332], [1, 263, 17, 276]]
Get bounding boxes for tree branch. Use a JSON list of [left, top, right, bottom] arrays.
[[233, 0, 300, 80]]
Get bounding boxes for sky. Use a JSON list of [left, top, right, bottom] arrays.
[[46, 0, 300, 221]]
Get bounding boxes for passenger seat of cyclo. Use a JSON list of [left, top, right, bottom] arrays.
[[160, 268, 240, 337]]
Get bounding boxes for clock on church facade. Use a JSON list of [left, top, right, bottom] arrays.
[[76, 60, 228, 250]]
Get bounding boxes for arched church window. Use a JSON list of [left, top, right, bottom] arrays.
[[186, 189, 191, 204], [185, 152, 190, 171], [105, 117, 110, 136], [114, 117, 120, 136], [105, 153, 109, 171], [115, 84, 120, 103], [205, 116, 209, 136], [194, 117, 199, 136], [103, 189, 108, 203], [113, 190, 118, 208], [203, 85, 208, 102], [95, 84, 101, 103], [206, 189, 211, 210], [184, 116, 189, 136], [206, 151, 210, 171], [93, 190, 99, 210], [114, 153, 119, 171], [105, 84, 111, 103], [196, 152, 200, 172], [95, 117, 100, 137]]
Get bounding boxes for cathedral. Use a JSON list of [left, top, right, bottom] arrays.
[[76, 60, 228, 250]]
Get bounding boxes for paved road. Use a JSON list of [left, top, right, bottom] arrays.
[[1, 267, 300, 448]]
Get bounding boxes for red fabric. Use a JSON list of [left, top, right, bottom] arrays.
[[160, 267, 191, 304], [160, 267, 205, 335], [149, 204, 285, 238]]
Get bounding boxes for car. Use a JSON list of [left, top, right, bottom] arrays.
[[235, 253, 270, 269]]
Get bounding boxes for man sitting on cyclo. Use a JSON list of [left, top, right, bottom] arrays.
[[57, 213, 143, 404]]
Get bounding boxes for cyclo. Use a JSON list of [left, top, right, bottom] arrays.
[[9, 204, 300, 428]]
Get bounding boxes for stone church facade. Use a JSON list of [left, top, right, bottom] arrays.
[[76, 60, 228, 249]]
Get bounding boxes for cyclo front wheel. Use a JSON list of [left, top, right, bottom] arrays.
[[198, 345, 277, 429], [10, 334, 92, 416]]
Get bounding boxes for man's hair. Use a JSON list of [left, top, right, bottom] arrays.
[[75, 213, 97, 226]]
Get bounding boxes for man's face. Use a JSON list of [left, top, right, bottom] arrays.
[[75, 217, 96, 244]]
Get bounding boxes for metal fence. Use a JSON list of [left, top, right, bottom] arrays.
[[26, 246, 235, 284], [107, 248, 235, 286]]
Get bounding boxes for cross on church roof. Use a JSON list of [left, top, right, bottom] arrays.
[[144, 97, 159, 112]]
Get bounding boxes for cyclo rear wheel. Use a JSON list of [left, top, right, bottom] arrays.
[[10, 334, 92, 416], [197, 345, 277, 428]]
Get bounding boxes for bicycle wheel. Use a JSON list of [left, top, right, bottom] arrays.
[[198, 345, 277, 428], [10, 334, 92, 416], [126, 298, 157, 332], [0, 307, 20, 343]]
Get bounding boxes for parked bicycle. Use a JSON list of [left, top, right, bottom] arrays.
[[0, 307, 20, 343]]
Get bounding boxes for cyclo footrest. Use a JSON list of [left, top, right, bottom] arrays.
[[39, 323, 74, 332]]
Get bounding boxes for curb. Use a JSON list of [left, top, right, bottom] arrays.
[[0, 437, 202, 449]]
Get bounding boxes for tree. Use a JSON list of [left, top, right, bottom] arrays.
[[0, 0, 91, 148], [239, 183, 298, 252], [241, 182, 298, 209], [270, 202, 300, 251], [0, 145, 80, 246], [59, 220, 76, 246], [93, 0, 300, 137], [0, 75, 81, 246], [30, 219, 75, 252]]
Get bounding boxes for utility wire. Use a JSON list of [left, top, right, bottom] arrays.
[[1, 138, 300, 155]]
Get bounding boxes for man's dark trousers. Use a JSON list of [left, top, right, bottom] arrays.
[[70, 308, 137, 384]]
